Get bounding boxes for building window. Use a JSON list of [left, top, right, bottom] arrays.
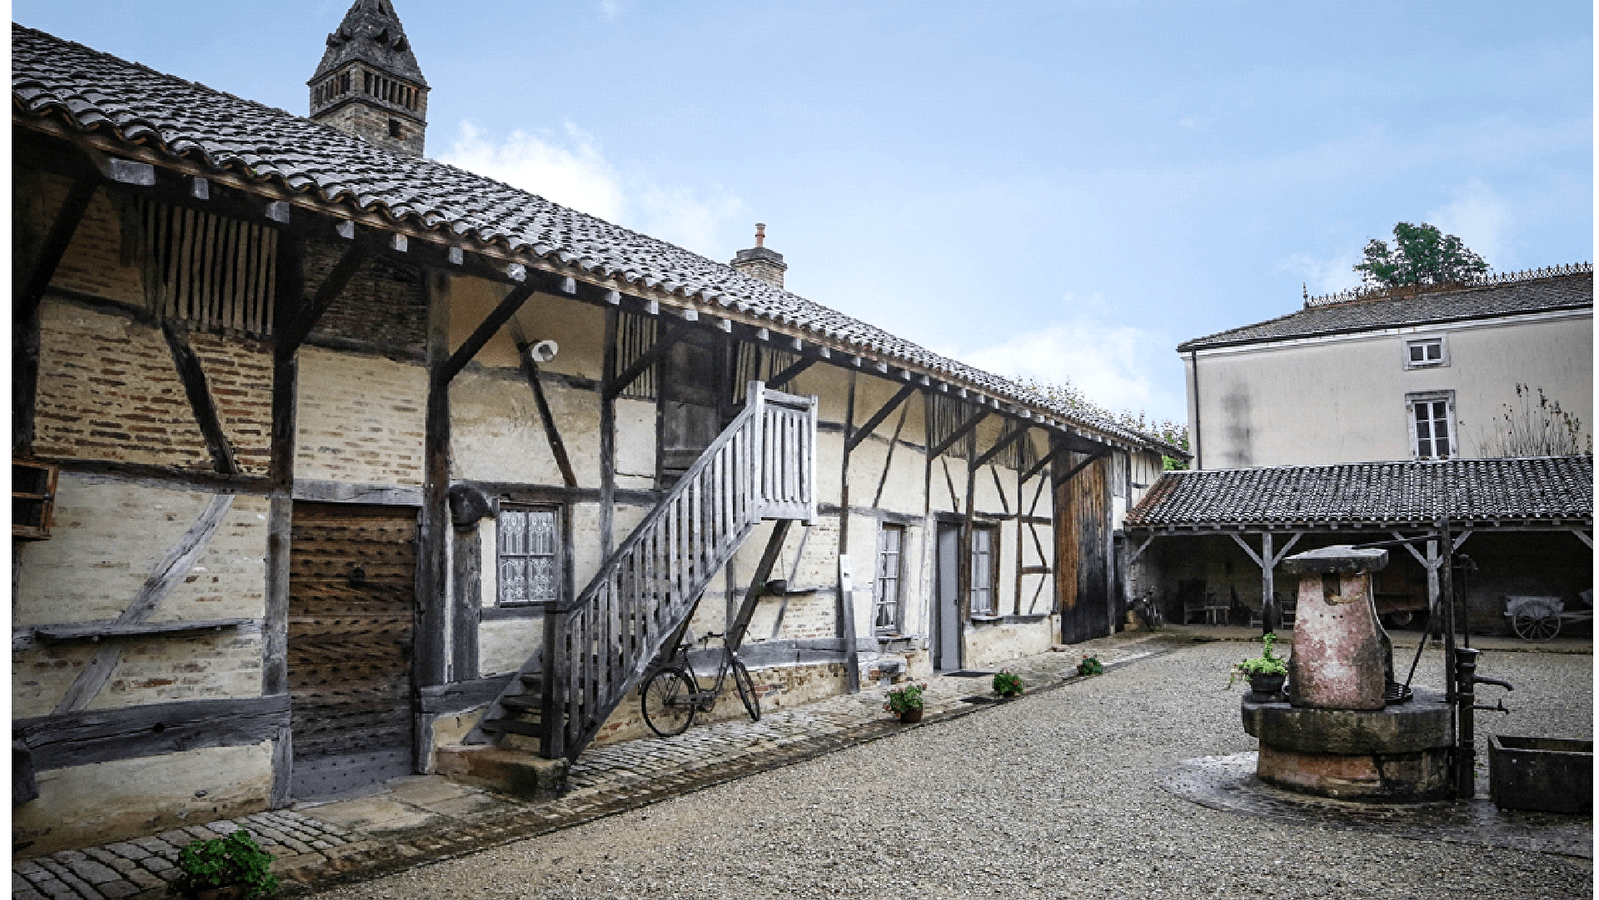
[[970, 524, 998, 617], [874, 524, 905, 634], [497, 506, 561, 605], [1407, 392, 1455, 460], [1403, 336, 1448, 369]]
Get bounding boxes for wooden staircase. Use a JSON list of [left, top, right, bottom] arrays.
[[467, 383, 816, 761]]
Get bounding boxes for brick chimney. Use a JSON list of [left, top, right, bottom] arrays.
[[730, 223, 787, 288], [309, 0, 430, 156]]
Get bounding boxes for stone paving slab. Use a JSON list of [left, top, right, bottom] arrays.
[[12, 627, 1587, 899]]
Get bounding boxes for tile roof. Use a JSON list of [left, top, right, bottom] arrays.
[[1124, 456, 1593, 530], [1178, 267, 1593, 352], [11, 23, 1180, 457]]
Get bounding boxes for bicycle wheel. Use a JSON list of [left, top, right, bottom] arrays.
[[1512, 609, 1561, 642], [731, 657, 761, 722], [640, 667, 696, 737]]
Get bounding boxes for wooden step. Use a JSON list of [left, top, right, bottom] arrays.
[[481, 718, 544, 737], [500, 695, 541, 714]]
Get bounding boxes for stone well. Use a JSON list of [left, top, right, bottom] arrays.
[[1241, 546, 1453, 802]]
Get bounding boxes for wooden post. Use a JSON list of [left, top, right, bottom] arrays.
[[417, 272, 452, 690], [837, 371, 860, 693], [1262, 531, 1276, 635], [600, 308, 618, 557]]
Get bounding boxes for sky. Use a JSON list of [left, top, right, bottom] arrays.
[[12, 1, 1592, 425]]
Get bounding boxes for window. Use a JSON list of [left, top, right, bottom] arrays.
[[970, 524, 998, 617], [497, 506, 561, 605], [1404, 337, 1448, 369], [1407, 392, 1455, 460], [874, 524, 905, 634]]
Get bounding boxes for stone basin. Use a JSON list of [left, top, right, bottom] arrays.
[[1488, 735, 1593, 814], [1242, 689, 1454, 802]]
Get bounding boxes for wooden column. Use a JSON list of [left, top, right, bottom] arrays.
[[600, 308, 618, 556], [417, 271, 453, 690], [836, 371, 860, 693]]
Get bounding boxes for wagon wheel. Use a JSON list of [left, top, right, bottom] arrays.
[[1512, 609, 1561, 642]]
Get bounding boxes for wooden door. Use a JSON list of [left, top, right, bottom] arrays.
[[288, 503, 417, 799], [659, 332, 726, 482], [1056, 453, 1109, 644]]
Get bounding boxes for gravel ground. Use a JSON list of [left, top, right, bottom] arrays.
[[307, 641, 1592, 900]]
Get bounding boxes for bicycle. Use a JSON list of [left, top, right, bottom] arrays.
[[640, 630, 761, 737]]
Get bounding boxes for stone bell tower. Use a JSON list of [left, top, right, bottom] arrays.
[[308, 0, 430, 156]]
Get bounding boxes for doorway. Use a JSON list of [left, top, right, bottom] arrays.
[[287, 502, 418, 799], [933, 522, 963, 671]]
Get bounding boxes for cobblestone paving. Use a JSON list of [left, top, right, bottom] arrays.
[[13, 628, 1585, 899]]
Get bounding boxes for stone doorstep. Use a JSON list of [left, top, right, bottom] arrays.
[[433, 745, 570, 801]]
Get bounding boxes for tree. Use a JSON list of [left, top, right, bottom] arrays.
[[1353, 222, 1489, 288], [1020, 378, 1190, 470]]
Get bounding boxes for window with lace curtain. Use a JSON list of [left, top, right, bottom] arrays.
[[497, 506, 561, 606]]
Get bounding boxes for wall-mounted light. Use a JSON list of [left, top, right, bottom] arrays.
[[522, 340, 559, 364]]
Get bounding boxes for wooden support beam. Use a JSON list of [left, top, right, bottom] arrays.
[[928, 407, 988, 459], [845, 383, 918, 453], [1053, 450, 1108, 487], [439, 283, 535, 385], [871, 403, 912, 508], [973, 423, 1029, 469], [1020, 443, 1070, 486], [276, 243, 369, 355], [727, 521, 793, 653], [519, 350, 578, 488], [605, 319, 692, 401], [837, 371, 861, 694], [161, 322, 239, 476], [765, 355, 817, 391]]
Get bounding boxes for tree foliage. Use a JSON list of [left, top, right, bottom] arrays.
[[1020, 377, 1190, 470], [1472, 383, 1590, 458], [1353, 222, 1489, 288]]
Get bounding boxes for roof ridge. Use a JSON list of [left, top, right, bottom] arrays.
[[1304, 262, 1593, 309]]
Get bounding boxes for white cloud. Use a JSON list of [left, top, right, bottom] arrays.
[[1277, 250, 1363, 297], [599, 0, 625, 20], [1427, 180, 1514, 269], [946, 308, 1186, 424], [439, 120, 742, 254]]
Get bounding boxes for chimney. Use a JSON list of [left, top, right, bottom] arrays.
[[309, 0, 430, 156], [730, 223, 788, 288]]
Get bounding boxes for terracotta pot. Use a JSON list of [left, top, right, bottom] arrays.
[[898, 708, 924, 724]]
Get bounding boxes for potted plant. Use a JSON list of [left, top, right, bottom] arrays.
[[883, 682, 927, 723], [169, 829, 280, 900], [1077, 655, 1103, 676], [992, 670, 1024, 698], [1230, 632, 1288, 697]]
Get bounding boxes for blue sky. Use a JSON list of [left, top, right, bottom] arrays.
[[14, 1, 1591, 423]]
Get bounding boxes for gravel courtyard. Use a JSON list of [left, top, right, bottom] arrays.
[[306, 641, 1592, 900]]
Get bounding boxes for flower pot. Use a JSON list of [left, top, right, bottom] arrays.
[[1248, 672, 1286, 697], [898, 708, 924, 724]]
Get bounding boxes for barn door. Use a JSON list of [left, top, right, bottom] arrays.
[[659, 331, 728, 484], [1055, 453, 1109, 644], [288, 503, 418, 799]]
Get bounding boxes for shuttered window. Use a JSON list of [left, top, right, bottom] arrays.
[[497, 506, 561, 605], [970, 524, 998, 617]]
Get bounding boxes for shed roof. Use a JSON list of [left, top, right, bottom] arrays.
[[11, 23, 1182, 457], [1178, 266, 1592, 353], [1124, 456, 1593, 531]]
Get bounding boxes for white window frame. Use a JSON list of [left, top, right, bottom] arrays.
[[873, 523, 906, 635], [496, 505, 563, 606], [1406, 391, 1456, 460], [1402, 336, 1449, 370]]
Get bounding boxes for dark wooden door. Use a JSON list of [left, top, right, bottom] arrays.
[[659, 332, 727, 483], [1056, 453, 1110, 644], [288, 503, 417, 799]]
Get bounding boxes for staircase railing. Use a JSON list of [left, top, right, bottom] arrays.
[[469, 383, 815, 761]]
